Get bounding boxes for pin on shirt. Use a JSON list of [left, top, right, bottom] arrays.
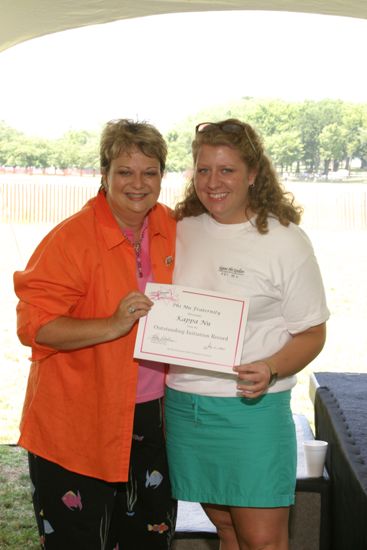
[[165, 256, 173, 266]]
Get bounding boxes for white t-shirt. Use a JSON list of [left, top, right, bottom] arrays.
[[166, 214, 329, 397]]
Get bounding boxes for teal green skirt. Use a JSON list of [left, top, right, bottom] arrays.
[[165, 387, 296, 507]]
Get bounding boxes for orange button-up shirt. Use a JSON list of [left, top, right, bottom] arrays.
[[14, 192, 176, 482]]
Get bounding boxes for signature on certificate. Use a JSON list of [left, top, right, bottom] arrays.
[[204, 342, 225, 351], [150, 334, 175, 345]]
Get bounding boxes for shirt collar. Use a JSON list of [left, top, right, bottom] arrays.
[[92, 191, 171, 250]]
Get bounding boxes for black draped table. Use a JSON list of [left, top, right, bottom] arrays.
[[312, 372, 367, 550]]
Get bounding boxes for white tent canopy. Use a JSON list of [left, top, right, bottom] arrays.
[[1, 0, 367, 53]]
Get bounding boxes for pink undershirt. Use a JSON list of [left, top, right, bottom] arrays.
[[124, 220, 165, 403]]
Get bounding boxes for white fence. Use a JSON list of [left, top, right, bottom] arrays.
[[0, 174, 185, 224], [287, 182, 367, 230], [0, 174, 366, 230]]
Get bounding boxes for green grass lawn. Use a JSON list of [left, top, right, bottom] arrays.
[[0, 445, 39, 548]]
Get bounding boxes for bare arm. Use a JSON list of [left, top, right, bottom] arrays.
[[234, 322, 326, 398], [35, 291, 153, 350]]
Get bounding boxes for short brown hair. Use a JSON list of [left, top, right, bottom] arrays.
[[100, 119, 167, 177]]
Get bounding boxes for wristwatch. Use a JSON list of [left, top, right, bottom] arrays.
[[267, 363, 278, 387]]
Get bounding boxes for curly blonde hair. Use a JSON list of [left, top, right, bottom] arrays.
[[175, 118, 302, 233]]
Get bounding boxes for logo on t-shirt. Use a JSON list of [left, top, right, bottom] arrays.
[[218, 265, 245, 280]]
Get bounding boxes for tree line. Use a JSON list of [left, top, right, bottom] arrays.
[[0, 126, 100, 172], [1, 98, 366, 175], [166, 98, 367, 174]]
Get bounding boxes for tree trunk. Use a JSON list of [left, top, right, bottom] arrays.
[[323, 159, 330, 176]]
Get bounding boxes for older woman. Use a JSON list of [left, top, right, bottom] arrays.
[[14, 119, 177, 549], [165, 119, 329, 550]]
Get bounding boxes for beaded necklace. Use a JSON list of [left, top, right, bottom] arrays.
[[123, 221, 147, 278]]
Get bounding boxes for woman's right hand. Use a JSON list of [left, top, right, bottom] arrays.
[[35, 290, 154, 350], [109, 290, 154, 338]]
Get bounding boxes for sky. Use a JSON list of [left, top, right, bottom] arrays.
[[0, 10, 366, 138]]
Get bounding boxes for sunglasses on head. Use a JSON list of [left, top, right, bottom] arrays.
[[195, 122, 257, 156]]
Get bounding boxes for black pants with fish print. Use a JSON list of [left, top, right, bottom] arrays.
[[28, 398, 177, 549]]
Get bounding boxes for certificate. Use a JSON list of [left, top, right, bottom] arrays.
[[134, 283, 249, 373]]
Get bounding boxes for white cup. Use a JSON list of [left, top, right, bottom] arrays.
[[303, 440, 328, 477]]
